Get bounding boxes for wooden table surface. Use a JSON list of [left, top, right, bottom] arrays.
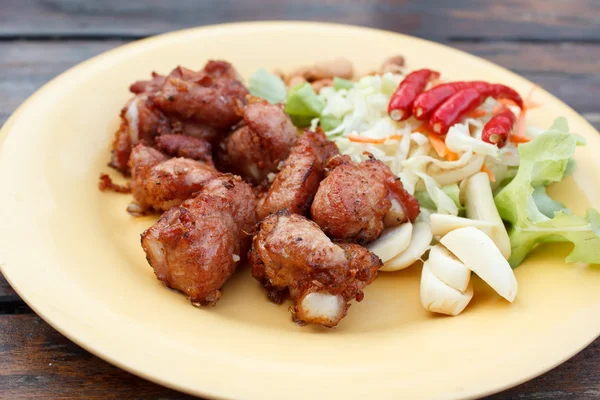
[[1, 1, 599, 398]]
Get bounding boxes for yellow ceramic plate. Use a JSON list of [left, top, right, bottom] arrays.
[[1, 22, 599, 400]]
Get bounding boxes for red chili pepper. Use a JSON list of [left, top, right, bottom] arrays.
[[481, 84, 524, 108], [388, 69, 440, 121], [413, 81, 523, 121], [482, 108, 516, 148], [430, 88, 485, 135], [412, 81, 488, 120]]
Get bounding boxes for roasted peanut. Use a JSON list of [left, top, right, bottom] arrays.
[[311, 78, 334, 93], [381, 55, 405, 69], [287, 75, 307, 88], [287, 66, 313, 81], [310, 57, 354, 80], [272, 68, 286, 80], [381, 64, 404, 74]]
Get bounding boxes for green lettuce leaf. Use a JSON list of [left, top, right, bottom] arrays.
[[494, 117, 600, 267], [531, 186, 568, 219], [248, 68, 287, 104], [284, 83, 325, 127]]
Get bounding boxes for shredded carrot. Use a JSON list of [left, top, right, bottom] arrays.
[[491, 104, 503, 115], [498, 98, 518, 107], [428, 134, 459, 161], [509, 134, 532, 144], [347, 135, 386, 144], [388, 134, 404, 140], [481, 164, 496, 182], [524, 100, 543, 109], [428, 134, 448, 158], [514, 85, 538, 139], [446, 151, 459, 161], [515, 110, 527, 138], [466, 108, 487, 118], [415, 122, 431, 134]]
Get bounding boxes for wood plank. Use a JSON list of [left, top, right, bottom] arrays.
[[453, 42, 599, 76], [0, 313, 598, 399], [0, 314, 194, 399], [1, 0, 599, 42], [1, 41, 598, 130], [0, 274, 21, 307], [486, 339, 600, 399]]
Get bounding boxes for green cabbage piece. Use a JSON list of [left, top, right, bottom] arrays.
[[494, 117, 600, 267], [333, 77, 354, 90], [284, 83, 325, 127], [320, 115, 342, 132], [248, 68, 287, 104]]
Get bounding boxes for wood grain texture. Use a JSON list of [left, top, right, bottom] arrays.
[[1, 0, 599, 41], [1, 2, 600, 397], [0, 41, 598, 129], [0, 275, 20, 308], [0, 314, 597, 399], [0, 315, 192, 399]]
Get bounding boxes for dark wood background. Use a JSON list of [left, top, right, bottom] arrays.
[[1, 1, 599, 398]]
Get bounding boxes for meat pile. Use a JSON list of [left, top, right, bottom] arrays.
[[100, 60, 420, 327]]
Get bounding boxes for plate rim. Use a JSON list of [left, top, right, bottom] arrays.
[[1, 21, 599, 400]]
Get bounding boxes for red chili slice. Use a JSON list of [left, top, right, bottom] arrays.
[[482, 108, 517, 148], [430, 88, 485, 135], [388, 69, 440, 121], [412, 81, 488, 120], [413, 81, 523, 121], [485, 84, 524, 108]]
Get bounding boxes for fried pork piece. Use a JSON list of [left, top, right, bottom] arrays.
[[217, 99, 298, 184], [110, 95, 170, 173], [129, 72, 166, 95], [311, 154, 420, 244], [257, 130, 338, 220], [152, 62, 248, 133], [250, 210, 381, 327], [142, 175, 257, 305], [110, 61, 245, 173], [127, 143, 220, 215], [155, 134, 213, 165]]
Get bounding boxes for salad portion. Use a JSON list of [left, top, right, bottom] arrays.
[[100, 55, 598, 327], [249, 56, 600, 316]]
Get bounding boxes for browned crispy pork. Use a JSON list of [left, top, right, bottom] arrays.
[[155, 134, 213, 165], [142, 175, 257, 306], [110, 95, 170, 173], [257, 129, 338, 220], [110, 61, 247, 174], [250, 210, 381, 327], [311, 154, 420, 244], [152, 63, 248, 133], [129, 71, 166, 95], [217, 99, 298, 184], [127, 143, 220, 215]]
